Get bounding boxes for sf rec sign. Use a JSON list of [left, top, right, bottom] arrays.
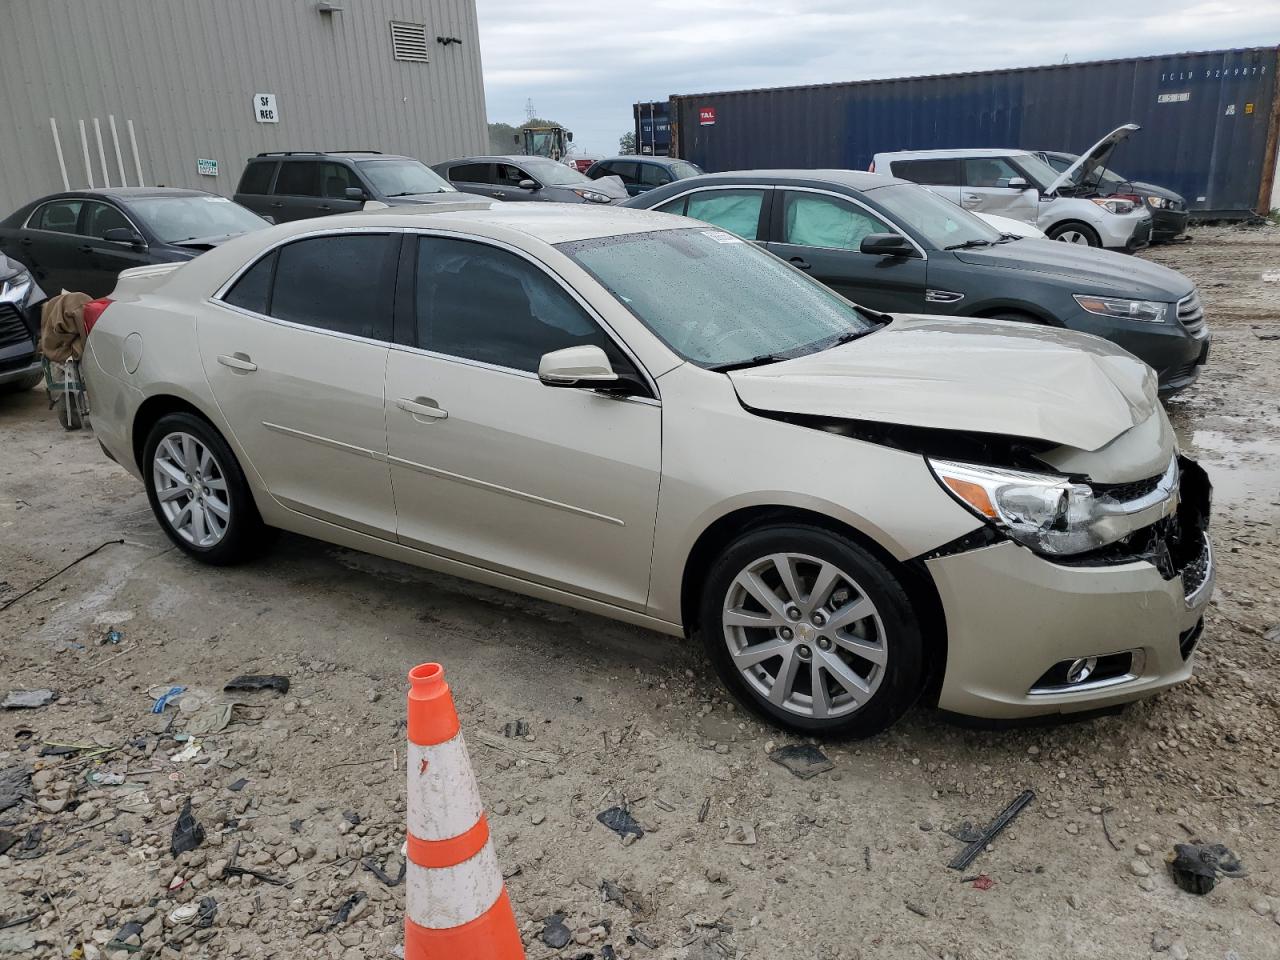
[[699, 106, 716, 126], [254, 93, 279, 124]]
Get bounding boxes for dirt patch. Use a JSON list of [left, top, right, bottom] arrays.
[[1, 225, 1278, 959]]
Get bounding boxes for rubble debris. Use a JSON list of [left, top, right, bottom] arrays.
[[317, 893, 367, 933], [945, 821, 983, 843], [769, 744, 834, 779], [503, 719, 530, 738], [541, 913, 572, 949], [597, 805, 644, 840], [227, 778, 248, 792], [196, 896, 218, 929], [601, 945, 617, 960], [601, 880, 650, 917], [2, 689, 56, 710], [151, 686, 186, 714], [363, 855, 407, 887], [100, 629, 123, 646], [185, 702, 233, 736], [628, 927, 658, 949], [947, 789, 1035, 871], [1167, 843, 1248, 895], [905, 900, 931, 918], [0, 764, 32, 813], [972, 875, 995, 891], [106, 921, 143, 953], [0, 830, 18, 856], [224, 674, 290, 695], [724, 819, 757, 845], [170, 798, 206, 856], [343, 810, 361, 825], [0, 538, 124, 612], [11, 824, 45, 860], [170, 740, 202, 763]]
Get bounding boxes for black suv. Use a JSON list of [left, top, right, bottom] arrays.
[[0, 253, 45, 396], [233, 151, 487, 223]]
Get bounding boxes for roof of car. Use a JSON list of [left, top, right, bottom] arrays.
[[874, 148, 1027, 160], [264, 200, 690, 245], [44, 187, 215, 201], [665, 169, 906, 190], [439, 155, 571, 165], [250, 152, 410, 162], [593, 156, 692, 166]]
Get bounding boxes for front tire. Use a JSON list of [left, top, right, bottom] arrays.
[[1047, 221, 1101, 247], [143, 412, 267, 565], [698, 525, 925, 737]]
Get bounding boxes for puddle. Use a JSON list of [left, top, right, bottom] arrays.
[[1173, 425, 1280, 519]]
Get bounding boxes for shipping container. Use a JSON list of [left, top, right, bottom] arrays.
[[661, 46, 1280, 219], [633, 100, 672, 156]]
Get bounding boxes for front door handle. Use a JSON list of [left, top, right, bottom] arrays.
[[397, 397, 448, 421], [78, 244, 95, 254], [317, 204, 332, 211], [269, 201, 285, 208], [217, 353, 258, 372], [788, 257, 811, 270], [19, 237, 33, 246], [961, 194, 982, 206], [490, 191, 504, 198]]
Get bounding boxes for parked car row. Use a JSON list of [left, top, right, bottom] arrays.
[[77, 201, 1214, 737]]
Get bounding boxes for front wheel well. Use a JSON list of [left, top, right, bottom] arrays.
[[131, 395, 217, 474], [679, 505, 948, 699], [970, 305, 1058, 326]]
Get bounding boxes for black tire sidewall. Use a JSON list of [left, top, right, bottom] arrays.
[[1048, 221, 1101, 247], [697, 524, 925, 738], [142, 412, 262, 565]]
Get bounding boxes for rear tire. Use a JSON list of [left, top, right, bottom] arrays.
[[697, 524, 925, 737], [1047, 221, 1101, 247], [143, 412, 268, 565]]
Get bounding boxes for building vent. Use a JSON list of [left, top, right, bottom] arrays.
[[389, 21, 429, 62]]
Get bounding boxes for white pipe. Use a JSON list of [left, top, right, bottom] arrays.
[[78, 119, 94, 188], [108, 115, 127, 187], [49, 118, 70, 191], [127, 119, 144, 186], [93, 118, 110, 187]]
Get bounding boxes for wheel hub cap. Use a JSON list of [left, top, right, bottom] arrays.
[[153, 431, 231, 548]]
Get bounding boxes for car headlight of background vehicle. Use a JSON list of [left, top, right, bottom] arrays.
[[1073, 294, 1168, 323], [1090, 197, 1137, 215], [1146, 196, 1171, 209], [0, 270, 33, 306], [929, 459, 1118, 556], [573, 189, 614, 204]]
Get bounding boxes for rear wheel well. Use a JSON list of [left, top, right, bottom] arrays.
[[680, 506, 947, 699], [131, 395, 216, 473]]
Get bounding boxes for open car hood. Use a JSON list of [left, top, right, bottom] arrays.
[[1046, 123, 1139, 196], [728, 315, 1158, 453]]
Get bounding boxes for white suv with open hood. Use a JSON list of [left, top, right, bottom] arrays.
[[873, 125, 1153, 250]]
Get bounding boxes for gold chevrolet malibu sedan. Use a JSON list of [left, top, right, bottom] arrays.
[[80, 203, 1213, 736]]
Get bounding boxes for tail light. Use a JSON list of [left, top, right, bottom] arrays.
[[868, 160, 876, 173], [82, 298, 113, 336]]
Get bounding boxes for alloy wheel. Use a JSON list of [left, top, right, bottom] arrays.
[[721, 552, 887, 720], [1055, 230, 1091, 245], [152, 431, 231, 547]]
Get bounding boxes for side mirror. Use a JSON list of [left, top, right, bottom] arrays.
[[103, 227, 145, 247], [518, 179, 538, 191], [538, 346, 618, 387], [1005, 177, 1029, 190], [344, 187, 367, 201], [859, 233, 914, 257], [261, 215, 277, 225]]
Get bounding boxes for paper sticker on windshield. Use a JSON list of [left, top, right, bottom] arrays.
[[701, 230, 742, 244], [204, 197, 231, 203]]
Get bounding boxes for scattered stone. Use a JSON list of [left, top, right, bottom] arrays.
[[1, 689, 56, 709], [918, 821, 934, 832], [1250, 897, 1273, 918], [1128, 859, 1151, 878], [770, 744, 833, 780], [597, 806, 643, 840], [1135, 842, 1154, 856], [541, 913, 571, 949]]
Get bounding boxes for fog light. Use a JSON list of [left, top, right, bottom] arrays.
[[1065, 657, 1097, 685], [1029, 650, 1143, 695]]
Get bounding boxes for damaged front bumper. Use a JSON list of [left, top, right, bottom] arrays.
[[925, 458, 1213, 719]]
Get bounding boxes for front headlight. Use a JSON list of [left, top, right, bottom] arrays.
[[1090, 197, 1136, 215], [929, 460, 1107, 556], [0, 271, 32, 305], [573, 189, 614, 204], [1146, 196, 1170, 209], [1073, 294, 1168, 323]]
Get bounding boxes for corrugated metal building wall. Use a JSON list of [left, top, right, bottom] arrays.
[[666, 47, 1280, 218], [0, 0, 488, 213]]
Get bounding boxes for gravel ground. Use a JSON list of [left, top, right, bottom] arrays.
[[1, 225, 1278, 960]]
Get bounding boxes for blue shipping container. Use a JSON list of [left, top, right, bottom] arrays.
[[633, 100, 671, 156], [668, 47, 1280, 218]]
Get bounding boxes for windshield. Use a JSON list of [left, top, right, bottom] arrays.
[[670, 160, 704, 179], [867, 184, 1001, 248], [520, 158, 591, 186], [358, 159, 454, 197], [1011, 151, 1066, 191], [128, 196, 265, 243], [561, 228, 877, 368]]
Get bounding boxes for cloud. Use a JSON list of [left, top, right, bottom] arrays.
[[475, 0, 1280, 154]]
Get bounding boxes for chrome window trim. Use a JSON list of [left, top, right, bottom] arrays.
[[773, 185, 929, 260], [24, 197, 143, 241], [397, 227, 662, 403]]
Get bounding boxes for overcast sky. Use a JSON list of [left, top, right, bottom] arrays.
[[475, 0, 1280, 155]]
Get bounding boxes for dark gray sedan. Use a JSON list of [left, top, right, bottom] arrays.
[[432, 156, 629, 205], [624, 170, 1209, 394]]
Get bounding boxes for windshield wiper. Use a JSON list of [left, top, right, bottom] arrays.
[[386, 190, 445, 197], [995, 233, 1022, 243], [944, 238, 994, 250], [708, 353, 788, 373]]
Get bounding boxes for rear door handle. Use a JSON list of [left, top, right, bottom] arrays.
[[397, 397, 448, 421], [269, 201, 284, 208], [317, 204, 332, 211], [788, 257, 811, 270], [78, 244, 95, 254], [19, 237, 33, 246], [217, 353, 258, 372]]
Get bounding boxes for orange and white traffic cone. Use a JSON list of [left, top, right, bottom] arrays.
[[404, 663, 526, 960]]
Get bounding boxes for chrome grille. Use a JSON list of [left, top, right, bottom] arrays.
[[0, 304, 34, 350], [1176, 291, 1206, 338]]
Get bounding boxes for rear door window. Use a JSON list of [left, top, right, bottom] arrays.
[[30, 199, 84, 234], [684, 189, 766, 240], [238, 161, 277, 196], [264, 234, 397, 340], [222, 251, 276, 315], [890, 158, 962, 186], [639, 164, 671, 188], [273, 162, 320, 197], [448, 163, 493, 184], [607, 161, 641, 186]]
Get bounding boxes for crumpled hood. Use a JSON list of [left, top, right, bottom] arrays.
[[729, 315, 1158, 452]]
